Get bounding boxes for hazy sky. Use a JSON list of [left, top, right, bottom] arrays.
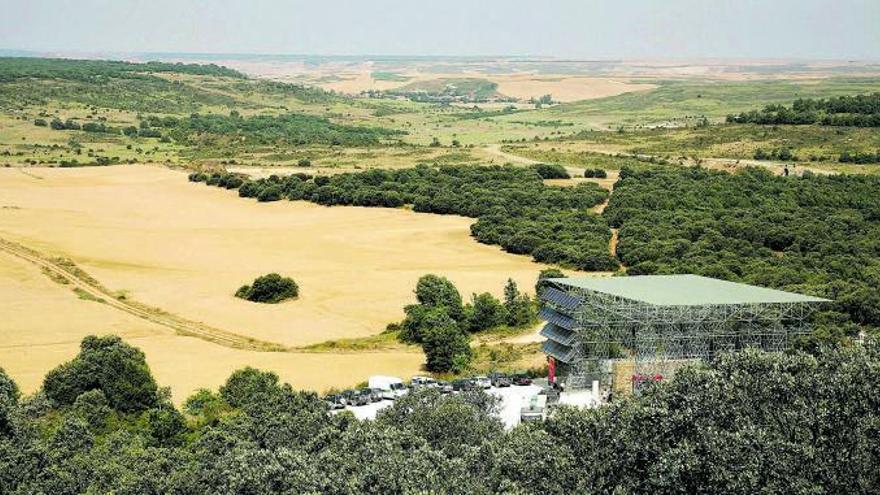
[[2, 0, 878, 59]]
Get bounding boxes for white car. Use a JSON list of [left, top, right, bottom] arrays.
[[473, 376, 491, 389], [383, 382, 408, 400], [369, 375, 408, 400]]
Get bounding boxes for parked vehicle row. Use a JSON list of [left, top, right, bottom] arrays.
[[325, 373, 537, 409]]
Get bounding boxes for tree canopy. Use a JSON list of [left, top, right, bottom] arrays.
[[0, 335, 878, 493], [606, 165, 880, 327]]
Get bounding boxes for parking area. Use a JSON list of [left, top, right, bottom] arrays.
[[330, 376, 598, 428]]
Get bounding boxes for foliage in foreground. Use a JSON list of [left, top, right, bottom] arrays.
[[235, 273, 299, 303], [192, 164, 616, 271], [1, 335, 879, 493]]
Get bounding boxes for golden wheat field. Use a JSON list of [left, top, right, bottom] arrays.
[[0, 165, 559, 401]]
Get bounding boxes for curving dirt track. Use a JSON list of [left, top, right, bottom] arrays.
[[0, 236, 286, 352]]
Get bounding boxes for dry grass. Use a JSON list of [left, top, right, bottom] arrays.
[[0, 165, 563, 401]]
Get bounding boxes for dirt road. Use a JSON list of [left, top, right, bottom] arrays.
[[0, 236, 286, 352]]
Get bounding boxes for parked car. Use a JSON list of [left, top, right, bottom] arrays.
[[369, 388, 386, 402], [489, 373, 511, 387], [452, 379, 476, 392], [360, 388, 377, 403], [324, 394, 346, 410], [437, 381, 454, 394], [411, 376, 437, 387], [472, 376, 491, 389], [512, 374, 532, 386], [343, 389, 370, 406], [384, 382, 408, 400]]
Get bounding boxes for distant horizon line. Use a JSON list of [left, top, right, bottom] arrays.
[[1, 48, 878, 64]]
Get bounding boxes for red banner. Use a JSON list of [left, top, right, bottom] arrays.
[[548, 357, 556, 384]]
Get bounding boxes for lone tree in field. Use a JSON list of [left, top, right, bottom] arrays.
[[235, 273, 299, 303]]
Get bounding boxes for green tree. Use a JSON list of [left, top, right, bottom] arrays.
[[0, 367, 19, 436], [42, 335, 159, 412], [503, 278, 535, 327], [533, 163, 569, 179], [219, 367, 283, 408], [71, 389, 111, 430], [377, 388, 502, 456], [466, 292, 507, 332], [535, 268, 565, 294], [414, 274, 464, 319], [235, 273, 298, 303], [421, 319, 472, 373], [401, 305, 458, 344]]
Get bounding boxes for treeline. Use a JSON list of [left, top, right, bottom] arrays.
[[0, 56, 244, 82], [839, 150, 880, 164], [38, 117, 116, 134], [753, 147, 880, 165], [191, 164, 617, 271], [727, 93, 880, 127], [164, 112, 404, 146], [1, 334, 878, 493], [605, 165, 880, 326], [0, 57, 326, 114]]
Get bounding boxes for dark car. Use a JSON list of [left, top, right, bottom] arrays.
[[342, 389, 370, 406], [512, 375, 532, 386], [369, 388, 386, 402], [451, 379, 476, 392], [489, 373, 511, 387]]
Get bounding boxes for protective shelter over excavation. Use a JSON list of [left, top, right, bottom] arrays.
[[538, 275, 829, 389]]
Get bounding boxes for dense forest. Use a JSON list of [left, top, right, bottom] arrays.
[[606, 166, 880, 327], [0, 57, 333, 112], [1, 335, 877, 493], [191, 164, 617, 271], [165, 112, 404, 146], [0, 57, 245, 82], [727, 93, 880, 127]]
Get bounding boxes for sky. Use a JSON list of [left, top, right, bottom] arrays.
[[1, 0, 879, 60]]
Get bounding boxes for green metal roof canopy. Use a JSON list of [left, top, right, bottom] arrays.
[[547, 274, 829, 307]]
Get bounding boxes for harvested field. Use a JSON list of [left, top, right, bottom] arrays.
[[0, 165, 562, 400], [493, 75, 655, 102], [0, 239, 425, 403]]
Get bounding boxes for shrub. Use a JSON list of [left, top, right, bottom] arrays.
[[235, 273, 298, 303], [532, 163, 569, 179], [256, 185, 282, 202], [584, 168, 607, 178]]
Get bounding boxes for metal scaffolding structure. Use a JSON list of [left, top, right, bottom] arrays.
[[539, 275, 829, 389]]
